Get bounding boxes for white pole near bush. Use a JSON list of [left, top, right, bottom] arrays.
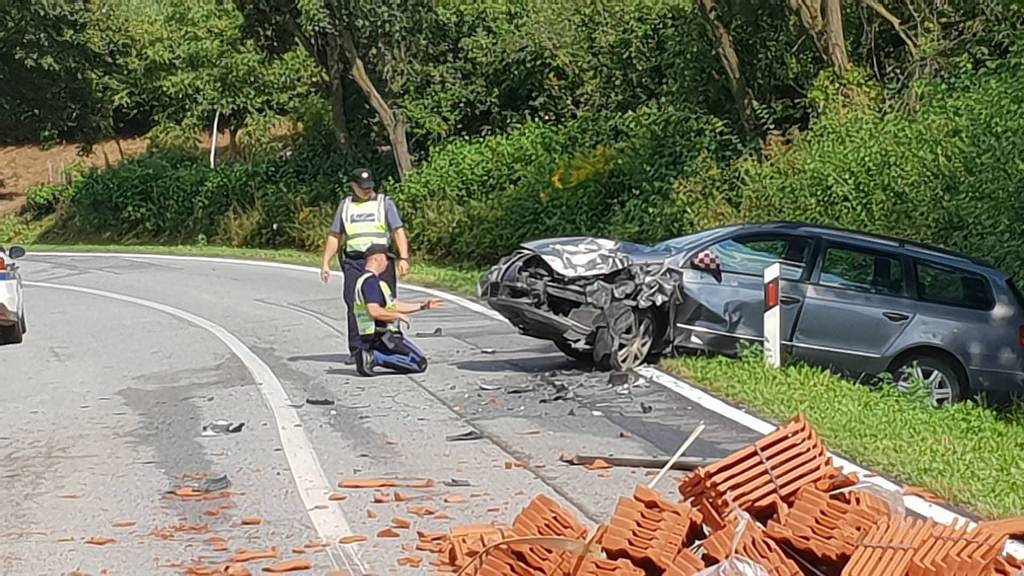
[[209, 109, 221, 169], [763, 263, 782, 368]]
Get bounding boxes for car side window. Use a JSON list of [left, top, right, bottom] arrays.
[[707, 237, 810, 279], [820, 246, 904, 295], [915, 261, 994, 310]]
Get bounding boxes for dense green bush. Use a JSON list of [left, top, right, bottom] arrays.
[[59, 147, 345, 248], [689, 65, 1024, 281], [25, 184, 74, 216], [391, 103, 738, 263]]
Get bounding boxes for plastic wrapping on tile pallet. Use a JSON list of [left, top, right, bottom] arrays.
[[431, 415, 1024, 576], [692, 513, 770, 576]]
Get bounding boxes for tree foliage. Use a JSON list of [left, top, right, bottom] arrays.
[[0, 0, 108, 144]]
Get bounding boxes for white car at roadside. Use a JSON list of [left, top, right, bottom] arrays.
[[0, 245, 26, 345]]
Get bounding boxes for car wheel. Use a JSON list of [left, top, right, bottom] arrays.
[[895, 355, 962, 407], [595, 310, 656, 371], [0, 320, 23, 345], [554, 340, 591, 363]]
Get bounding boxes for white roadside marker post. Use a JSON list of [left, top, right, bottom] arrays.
[[763, 263, 782, 368]]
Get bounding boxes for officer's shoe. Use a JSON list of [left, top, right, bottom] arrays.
[[355, 349, 376, 377]]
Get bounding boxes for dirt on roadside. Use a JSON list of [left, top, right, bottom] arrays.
[[0, 138, 150, 215]]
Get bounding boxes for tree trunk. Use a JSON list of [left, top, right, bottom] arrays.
[[338, 29, 413, 182], [324, 37, 351, 151], [822, 0, 850, 73], [696, 0, 755, 136], [787, 0, 849, 74]]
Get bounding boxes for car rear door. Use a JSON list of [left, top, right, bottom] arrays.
[[790, 242, 916, 374], [676, 233, 814, 353]]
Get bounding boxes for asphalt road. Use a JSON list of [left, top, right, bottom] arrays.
[[1, 254, 761, 576]]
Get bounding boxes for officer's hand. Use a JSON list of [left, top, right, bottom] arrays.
[[398, 313, 412, 328], [398, 258, 411, 277], [320, 266, 331, 283], [423, 298, 443, 310]]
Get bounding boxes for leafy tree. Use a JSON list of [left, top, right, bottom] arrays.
[[234, 0, 430, 180], [0, 0, 108, 145], [89, 0, 321, 151]]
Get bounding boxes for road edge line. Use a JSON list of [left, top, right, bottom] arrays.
[[26, 279, 367, 573]]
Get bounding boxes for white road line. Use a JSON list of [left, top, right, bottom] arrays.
[[35, 251, 509, 322], [29, 252, 1024, 559], [26, 280, 367, 574]]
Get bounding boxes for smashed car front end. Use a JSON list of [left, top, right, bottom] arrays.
[[479, 238, 684, 358]]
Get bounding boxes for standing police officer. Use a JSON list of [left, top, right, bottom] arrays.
[[320, 168, 411, 361]]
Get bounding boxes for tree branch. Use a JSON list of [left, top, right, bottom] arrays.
[[338, 29, 413, 180], [861, 0, 917, 58], [695, 0, 756, 137]]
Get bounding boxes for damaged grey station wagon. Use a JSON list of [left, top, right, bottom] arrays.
[[480, 223, 1024, 406]]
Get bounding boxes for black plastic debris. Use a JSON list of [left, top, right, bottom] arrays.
[[415, 327, 444, 337], [640, 402, 653, 414], [199, 474, 232, 492], [608, 371, 633, 387], [443, 478, 472, 487], [306, 398, 335, 406], [446, 430, 483, 442]]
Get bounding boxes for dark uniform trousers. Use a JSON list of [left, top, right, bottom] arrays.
[[342, 255, 397, 355]]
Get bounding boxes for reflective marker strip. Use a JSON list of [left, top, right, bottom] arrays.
[[763, 263, 783, 368]]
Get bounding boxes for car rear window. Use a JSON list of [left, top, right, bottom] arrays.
[[820, 246, 904, 295], [914, 260, 994, 310]]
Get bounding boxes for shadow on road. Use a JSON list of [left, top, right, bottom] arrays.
[[287, 353, 349, 364]]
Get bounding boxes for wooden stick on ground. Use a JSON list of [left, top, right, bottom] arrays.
[[648, 421, 706, 490]]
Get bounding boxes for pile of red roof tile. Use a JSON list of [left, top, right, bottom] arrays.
[[432, 415, 1024, 576]]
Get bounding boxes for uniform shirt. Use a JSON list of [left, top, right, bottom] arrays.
[[331, 192, 404, 258], [358, 274, 390, 335]]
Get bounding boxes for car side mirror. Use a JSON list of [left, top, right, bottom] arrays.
[[8, 246, 25, 259]]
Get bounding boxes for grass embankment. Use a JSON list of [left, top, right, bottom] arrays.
[[25, 243, 484, 297], [665, 354, 1024, 519], [23, 244, 1024, 519]]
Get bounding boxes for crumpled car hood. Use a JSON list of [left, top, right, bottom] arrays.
[[520, 237, 665, 278]]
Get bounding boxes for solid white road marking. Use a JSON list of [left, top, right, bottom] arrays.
[[29, 252, 1023, 558], [26, 280, 367, 573], [34, 251, 508, 321]]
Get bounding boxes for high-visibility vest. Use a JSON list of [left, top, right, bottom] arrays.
[[354, 273, 400, 336], [341, 194, 390, 255]]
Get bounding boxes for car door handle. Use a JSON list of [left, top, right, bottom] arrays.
[[780, 296, 801, 306], [883, 311, 910, 322]]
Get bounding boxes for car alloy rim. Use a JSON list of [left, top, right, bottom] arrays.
[[616, 315, 653, 369], [899, 363, 953, 407]]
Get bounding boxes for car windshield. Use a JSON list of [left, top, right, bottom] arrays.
[[654, 228, 732, 254]]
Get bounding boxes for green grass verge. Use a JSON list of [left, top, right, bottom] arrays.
[[23, 243, 484, 297], [665, 352, 1024, 519], [19, 241, 1024, 519]]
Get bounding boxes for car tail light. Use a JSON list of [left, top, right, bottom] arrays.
[[0, 259, 5, 271]]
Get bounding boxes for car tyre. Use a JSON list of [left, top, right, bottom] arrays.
[[594, 309, 656, 371], [0, 320, 24, 345], [895, 354, 963, 407]]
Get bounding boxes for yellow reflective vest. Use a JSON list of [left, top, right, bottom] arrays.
[[354, 272, 399, 336], [341, 194, 390, 255]]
